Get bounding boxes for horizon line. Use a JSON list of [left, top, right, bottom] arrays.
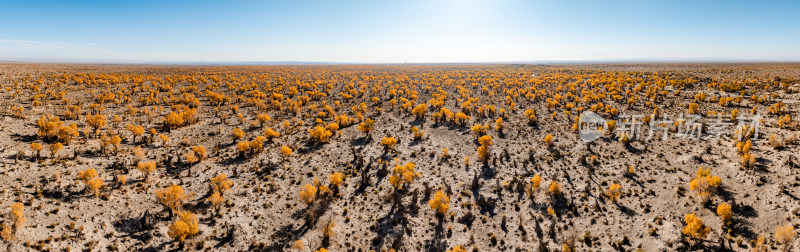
[[2, 58, 800, 66]]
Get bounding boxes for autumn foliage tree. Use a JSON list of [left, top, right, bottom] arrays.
[[428, 189, 450, 217], [30, 143, 42, 159], [78, 168, 104, 197], [775, 224, 796, 250], [126, 124, 144, 143], [168, 211, 199, 246], [231, 128, 244, 144], [357, 118, 374, 137], [309, 126, 333, 144], [682, 212, 710, 245], [157, 184, 186, 218], [1, 202, 25, 241], [299, 184, 317, 205], [86, 114, 107, 136], [380, 136, 397, 152], [605, 183, 621, 202], [137, 161, 156, 182], [389, 162, 419, 191], [688, 167, 721, 202], [716, 203, 732, 225]]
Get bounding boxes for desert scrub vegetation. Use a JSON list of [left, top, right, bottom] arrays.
[[682, 213, 710, 246], [689, 167, 721, 202], [157, 184, 186, 218], [1, 64, 799, 251], [168, 210, 199, 246], [428, 189, 450, 217], [1, 202, 25, 241]]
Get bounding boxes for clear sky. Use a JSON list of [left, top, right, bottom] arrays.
[[1, 0, 799, 63]]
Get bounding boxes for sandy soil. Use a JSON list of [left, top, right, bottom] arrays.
[[0, 63, 798, 251]]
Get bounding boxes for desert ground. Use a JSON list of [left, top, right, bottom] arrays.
[[0, 63, 798, 251]]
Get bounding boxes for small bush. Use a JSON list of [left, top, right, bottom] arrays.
[[429, 189, 450, 216]]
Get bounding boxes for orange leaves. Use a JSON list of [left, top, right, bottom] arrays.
[[126, 124, 144, 143], [10, 202, 25, 229], [309, 126, 333, 143], [682, 213, 710, 241], [56, 123, 78, 144], [380, 136, 397, 149], [2, 202, 25, 240], [30, 143, 42, 158], [156, 184, 186, 213], [78, 168, 103, 197], [87, 177, 104, 197], [411, 103, 427, 120], [693, 93, 706, 102], [264, 127, 280, 139], [165, 112, 184, 129], [471, 124, 488, 137], [111, 135, 122, 154], [494, 117, 503, 132], [164, 105, 197, 130], [137, 161, 156, 180], [716, 203, 732, 224], [329, 172, 343, 187], [688, 167, 721, 202], [78, 168, 98, 184], [454, 112, 470, 126], [475, 134, 493, 162], [775, 224, 796, 246], [740, 152, 756, 170], [446, 245, 467, 252], [281, 145, 292, 157], [357, 118, 374, 135], [605, 183, 622, 202], [168, 211, 198, 243], [428, 189, 450, 216], [411, 126, 424, 140], [299, 184, 317, 204], [524, 108, 536, 123], [687, 103, 699, 114], [543, 134, 554, 147], [236, 141, 251, 156], [191, 146, 207, 160], [530, 175, 541, 191], [86, 114, 107, 133], [256, 114, 271, 126], [210, 173, 233, 195], [389, 162, 418, 190], [334, 114, 354, 127], [49, 142, 63, 158], [478, 135, 492, 147], [548, 181, 561, 198], [736, 139, 752, 154], [36, 114, 62, 140], [768, 101, 785, 115], [231, 128, 244, 142]]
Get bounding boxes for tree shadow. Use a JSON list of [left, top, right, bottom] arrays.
[[263, 223, 296, 251], [736, 203, 758, 218], [730, 217, 757, 241], [350, 135, 372, 146], [371, 202, 407, 251], [114, 210, 158, 244], [10, 133, 37, 143], [423, 218, 447, 252], [614, 202, 636, 216], [480, 162, 496, 178]]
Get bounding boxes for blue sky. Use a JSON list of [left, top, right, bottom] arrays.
[[1, 0, 799, 63]]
